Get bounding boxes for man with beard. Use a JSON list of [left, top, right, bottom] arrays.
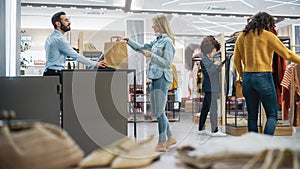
[[43, 11, 107, 76]]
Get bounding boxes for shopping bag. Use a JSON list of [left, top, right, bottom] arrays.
[[104, 36, 128, 69], [0, 122, 84, 169], [236, 80, 243, 98], [169, 64, 178, 91]]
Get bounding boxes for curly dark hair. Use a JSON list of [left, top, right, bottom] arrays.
[[243, 12, 275, 36], [200, 35, 221, 55]]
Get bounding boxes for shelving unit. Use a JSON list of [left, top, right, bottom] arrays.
[[166, 92, 181, 122], [128, 85, 180, 122]]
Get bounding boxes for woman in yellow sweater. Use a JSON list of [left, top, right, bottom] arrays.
[[234, 12, 300, 135]]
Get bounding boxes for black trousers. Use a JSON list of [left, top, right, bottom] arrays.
[[198, 92, 219, 132], [43, 69, 61, 76], [43, 69, 63, 127]]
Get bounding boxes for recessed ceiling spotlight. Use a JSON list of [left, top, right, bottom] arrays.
[[56, 6, 62, 8], [26, 5, 32, 7], [41, 6, 47, 8], [70, 6, 77, 9]]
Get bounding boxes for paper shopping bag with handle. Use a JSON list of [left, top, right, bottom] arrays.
[[0, 122, 84, 169], [104, 36, 128, 69]]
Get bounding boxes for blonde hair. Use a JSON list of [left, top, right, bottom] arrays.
[[152, 15, 175, 44]]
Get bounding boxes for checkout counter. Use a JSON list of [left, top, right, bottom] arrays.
[[0, 69, 133, 153]]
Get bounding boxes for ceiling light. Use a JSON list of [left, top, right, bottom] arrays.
[[265, 0, 300, 10], [239, 0, 254, 8], [161, 0, 180, 6], [180, 0, 236, 6], [70, 6, 77, 9], [192, 21, 208, 24], [84, 0, 106, 2]]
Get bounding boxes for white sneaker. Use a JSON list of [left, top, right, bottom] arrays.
[[198, 130, 211, 135], [211, 131, 227, 137]]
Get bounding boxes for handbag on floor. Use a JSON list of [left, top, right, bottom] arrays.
[[0, 122, 84, 169]]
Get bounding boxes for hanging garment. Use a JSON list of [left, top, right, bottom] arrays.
[[281, 63, 295, 120], [272, 53, 286, 105], [271, 28, 287, 105]]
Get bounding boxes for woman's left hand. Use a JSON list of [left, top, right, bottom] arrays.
[[141, 50, 151, 57]]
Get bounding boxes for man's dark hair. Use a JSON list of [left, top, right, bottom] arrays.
[[243, 12, 275, 36], [200, 36, 221, 55], [51, 11, 66, 29]]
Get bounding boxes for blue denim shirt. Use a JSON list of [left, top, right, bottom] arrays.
[[127, 34, 175, 82], [45, 30, 96, 70]]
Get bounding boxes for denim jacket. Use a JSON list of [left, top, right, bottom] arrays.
[[127, 34, 175, 82], [45, 30, 96, 70]]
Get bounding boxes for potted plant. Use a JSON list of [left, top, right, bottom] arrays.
[[20, 30, 31, 75]]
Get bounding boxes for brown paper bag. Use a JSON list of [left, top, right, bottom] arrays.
[[104, 36, 128, 69], [236, 80, 243, 98], [0, 122, 84, 169]]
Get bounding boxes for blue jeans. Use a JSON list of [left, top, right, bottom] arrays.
[[150, 75, 172, 143], [242, 72, 277, 135]]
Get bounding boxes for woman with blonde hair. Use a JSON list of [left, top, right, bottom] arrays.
[[123, 15, 176, 151]]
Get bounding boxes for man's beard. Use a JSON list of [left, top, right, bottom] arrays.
[[60, 22, 71, 32]]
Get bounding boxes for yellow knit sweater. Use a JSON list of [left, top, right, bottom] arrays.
[[234, 29, 300, 79]]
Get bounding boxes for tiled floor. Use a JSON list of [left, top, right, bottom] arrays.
[[127, 112, 300, 169]]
